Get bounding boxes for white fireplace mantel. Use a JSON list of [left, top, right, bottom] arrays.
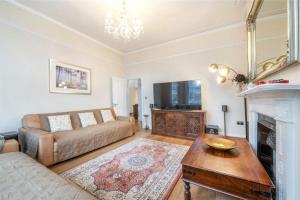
[[239, 83, 300, 97], [239, 84, 300, 200]]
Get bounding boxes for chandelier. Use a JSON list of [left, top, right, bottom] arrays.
[[105, 0, 143, 41]]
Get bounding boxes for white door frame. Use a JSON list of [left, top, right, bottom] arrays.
[[127, 78, 143, 124], [112, 77, 128, 116]]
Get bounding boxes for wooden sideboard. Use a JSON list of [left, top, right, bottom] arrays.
[[151, 109, 206, 140]]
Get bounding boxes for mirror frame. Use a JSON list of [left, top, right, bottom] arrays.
[[247, 0, 300, 81]]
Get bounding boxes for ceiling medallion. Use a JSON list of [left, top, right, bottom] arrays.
[[105, 0, 143, 41]]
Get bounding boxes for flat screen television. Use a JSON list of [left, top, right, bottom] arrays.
[[153, 80, 201, 110]]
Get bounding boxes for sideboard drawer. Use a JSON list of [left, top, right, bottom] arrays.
[[152, 109, 206, 140]]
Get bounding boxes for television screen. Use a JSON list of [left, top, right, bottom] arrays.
[[153, 80, 201, 110]]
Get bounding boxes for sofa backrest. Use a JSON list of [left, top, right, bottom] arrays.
[[22, 108, 116, 131]]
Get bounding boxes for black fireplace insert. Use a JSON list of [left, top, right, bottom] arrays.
[[257, 113, 276, 198]]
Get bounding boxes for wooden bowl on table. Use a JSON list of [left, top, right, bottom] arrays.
[[205, 137, 237, 151]]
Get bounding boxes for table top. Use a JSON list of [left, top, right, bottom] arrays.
[[181, 134, 274, 188]]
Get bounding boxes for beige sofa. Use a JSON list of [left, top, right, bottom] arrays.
[[0, 152, 97, 200], [19, 108, 135, 166]]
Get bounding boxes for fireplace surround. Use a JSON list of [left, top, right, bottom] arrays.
[[240, 84, 300, 200]]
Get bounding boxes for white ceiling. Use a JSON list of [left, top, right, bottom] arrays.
[[14, 0, 248, 53]]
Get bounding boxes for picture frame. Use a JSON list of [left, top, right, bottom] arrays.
[[49, 59, 91, 94], [247, 0, 300, 81]]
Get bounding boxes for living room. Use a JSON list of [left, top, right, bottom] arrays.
[[0, 0, 299, 200]]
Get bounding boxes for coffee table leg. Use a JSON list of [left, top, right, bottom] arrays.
[[184, 181, 191, 200]]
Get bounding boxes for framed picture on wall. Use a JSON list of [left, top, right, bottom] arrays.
[[49, 59, 91, 94]]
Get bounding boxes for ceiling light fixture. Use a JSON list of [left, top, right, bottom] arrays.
[[105, 0, 143, 41]]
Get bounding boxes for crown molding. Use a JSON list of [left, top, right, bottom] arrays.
[[6, 0, 124, 55], [124, 40, 246, 67], [6, 0, 248, 56], [256, 12, 287, 22], [124, 21, 246, 55], [0, 18, 123, 66]]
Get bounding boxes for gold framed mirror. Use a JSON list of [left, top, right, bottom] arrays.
[[247, 0, 300, 81]]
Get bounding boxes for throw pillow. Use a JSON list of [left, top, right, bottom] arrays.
[[48, 115, 73, 132], [100, 110, 115, 123], [78, 112, 97, 128]]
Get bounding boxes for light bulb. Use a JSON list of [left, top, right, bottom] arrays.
[[217, 76, 227, 84], [219, 67, 229, 77], [209, 64, 218, 73]]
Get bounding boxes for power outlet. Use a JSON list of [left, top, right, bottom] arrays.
[[237, 121, 244, 125]]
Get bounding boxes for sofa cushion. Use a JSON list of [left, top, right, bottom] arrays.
[[39, 112, 70, 132], [70, 109, 102, 129], [53, 120, 132, 163], [22, 114, 41, 129], [78, 112, 97, 128], [100, 109, 115, 122], [27, 109, 112, 131], [48, 115, 73, 132], [53, 127, 97, 162], [94, 120, 132, 149], [0, 152, 97, 200]]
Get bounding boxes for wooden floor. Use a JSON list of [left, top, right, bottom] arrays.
[[50, 130, 237, 200]]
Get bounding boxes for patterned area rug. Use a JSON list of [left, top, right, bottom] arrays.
[[61, 138, 189, 200]]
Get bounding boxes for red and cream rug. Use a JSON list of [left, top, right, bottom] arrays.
[[61, 138, 189, 200]]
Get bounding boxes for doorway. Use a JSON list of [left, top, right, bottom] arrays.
[[127, 79, 142, 129], [112, 77, 128, 116]]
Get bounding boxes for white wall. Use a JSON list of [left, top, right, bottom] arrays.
[[0, 2, 257, 138], [264, 63, 300, 83], [124, 24, 248, 137], [0, 2, 124, 132]]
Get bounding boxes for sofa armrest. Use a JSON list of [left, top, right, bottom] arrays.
[[19, 128, 54, 166], [1, 139, 19, 153], [116, 116, 136, 133]]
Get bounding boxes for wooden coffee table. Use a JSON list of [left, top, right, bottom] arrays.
[[181, 134, 274, 200]]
